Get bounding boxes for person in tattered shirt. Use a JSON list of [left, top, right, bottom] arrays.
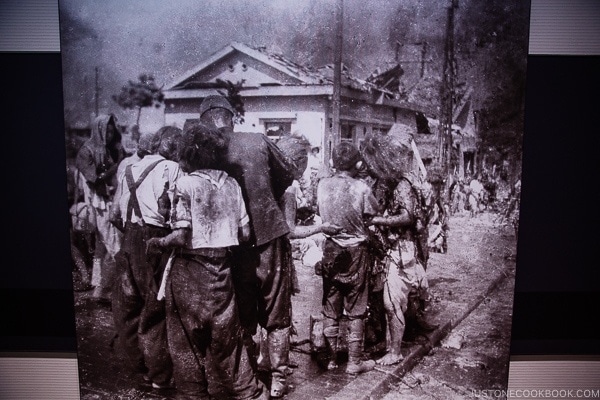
[[316, 142, 380, 375], [361, 133, 438, 367], [147, 122, 267, 400]]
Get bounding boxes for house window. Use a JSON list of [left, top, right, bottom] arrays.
[[372, 125, 391, 135], [416, 112, 432, 134], [261, 119, 295, 140], [341, 122, 356, 143]]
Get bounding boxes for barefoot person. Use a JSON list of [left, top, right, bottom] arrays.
[[361, 133, 437, 366]]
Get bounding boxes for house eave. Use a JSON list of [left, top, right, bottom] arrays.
[[164, 84, 384, 100], [379, 97, 436, 116], [165, 42, 320, 90], [164, 85, 334, 100], [165, 85, 428, 115]]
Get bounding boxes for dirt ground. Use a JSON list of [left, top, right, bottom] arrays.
[[71, 209, 518, 399], [379, 268, 515, 399], [377, 213, 517, 399]]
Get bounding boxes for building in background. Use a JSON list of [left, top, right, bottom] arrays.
[[163, 42, 454, 169]]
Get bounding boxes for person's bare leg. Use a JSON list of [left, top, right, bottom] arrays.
[[376, 308, 405, 365], [377, 284, 406, 366]]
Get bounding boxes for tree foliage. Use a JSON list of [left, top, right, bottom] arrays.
[[455, 0, 530, 161], [382, 0, 529, 178], [216, 78, 246, 125], [112, 74, 164, 126]]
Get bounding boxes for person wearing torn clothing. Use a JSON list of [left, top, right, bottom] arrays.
[[257, 135, 342, 393], [198, 95, 296, 398], [109, 125, 183, 390], [276, 134, 343, 275], [316, 142, 380, 375], [147, 123, 267, 400], [75, 113, 126, 303], [361, 133, 438, 367]]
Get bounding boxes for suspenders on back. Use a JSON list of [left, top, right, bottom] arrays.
[[125, 159, 165, 225]]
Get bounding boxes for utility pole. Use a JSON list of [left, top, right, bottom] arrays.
[[438, 0, 458, 174], [94, 66, 100, 118], [396, 41, 429, 79], [326, 0, 343, 169]]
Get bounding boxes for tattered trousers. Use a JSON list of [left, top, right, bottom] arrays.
[[166, 251, 265, 400], [112, 223, 173, 386]]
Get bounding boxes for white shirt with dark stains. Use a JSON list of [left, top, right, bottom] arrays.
[[171, 169, 249, 249]]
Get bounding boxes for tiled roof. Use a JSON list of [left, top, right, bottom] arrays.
[[249, 43, 397, 95], [167, 42, 403, 97]]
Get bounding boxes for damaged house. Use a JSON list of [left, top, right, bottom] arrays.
[[163, 41, 479, 177]]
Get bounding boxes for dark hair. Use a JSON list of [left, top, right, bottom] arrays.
[[276, 135, 311, 179], [332, 142, 362, 171], [150, 126, 183, 160], [277, 134, 310, 163], [136, 133, 153, 158], [178, 122, 228, 173], [361, 134, 412, 182]]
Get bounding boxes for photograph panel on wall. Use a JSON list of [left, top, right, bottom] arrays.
[[58, 0, 530, 398]]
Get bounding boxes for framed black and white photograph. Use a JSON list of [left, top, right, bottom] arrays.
[[57, 1, 530, 398]]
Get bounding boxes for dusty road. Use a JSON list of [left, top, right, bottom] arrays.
[[378, 259, 515, 399], [375, 213, 516, 399], [71, 210, 517, 399], [285, 211, 517, 400]]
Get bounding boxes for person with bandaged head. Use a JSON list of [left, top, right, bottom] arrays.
[[109, 125, 183, 391], [74, 113, 126, 303]]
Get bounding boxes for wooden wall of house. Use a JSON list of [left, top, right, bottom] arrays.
[[237, 95, 329, 149], [164, 98, 203, 128], [164, 92, 423, 168]]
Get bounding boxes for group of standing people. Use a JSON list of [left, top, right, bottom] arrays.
[[313, 134, 438, 374], [68, 94, 438, 399], [448, 172, 498, 217]]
